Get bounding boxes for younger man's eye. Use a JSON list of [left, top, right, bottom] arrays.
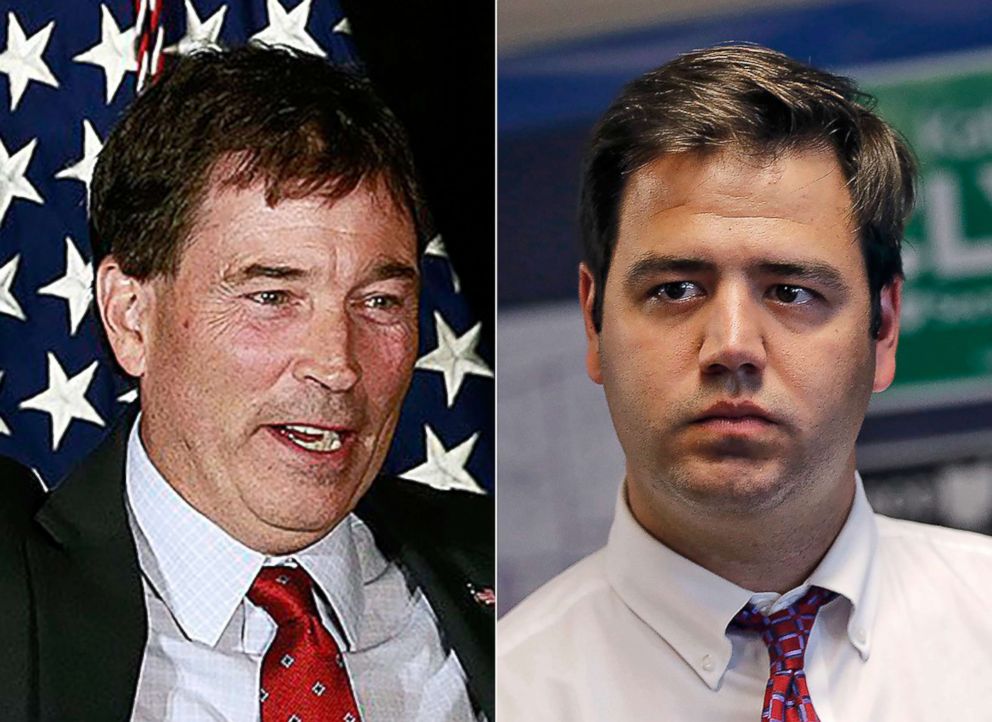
[[771, 285, 817, 305], [653, 281, 704, 301]]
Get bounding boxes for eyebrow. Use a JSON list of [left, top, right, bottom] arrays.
[[223, 259, 419, 286], [223, 263, 312, 285], [623, 254, 850, 292], [624, 256, 715, 287], [367, 261, 419, 283], [755, 260, 850, 293]]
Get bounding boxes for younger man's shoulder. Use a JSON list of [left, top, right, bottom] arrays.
[[876, 513, 992, 561], [499, 549, 611, 657], [875, 513, 992, 599], [497, 550, 616, 721]]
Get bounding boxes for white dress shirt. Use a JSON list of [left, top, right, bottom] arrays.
[[498, 474, 992, 721], [124, 418, 478, 722]]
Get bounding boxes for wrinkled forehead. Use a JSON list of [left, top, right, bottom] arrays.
[[194, 162, 411, 233], [200, 152, 411, 218], [168, 175, 417, 282]]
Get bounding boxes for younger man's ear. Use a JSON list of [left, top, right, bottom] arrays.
[[872, 279, 902, 393], [579, 263, 603, 385], [96, 257, 150, 378]]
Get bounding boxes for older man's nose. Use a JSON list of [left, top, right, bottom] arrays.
[[292, 312, 362, 392], [697, 286, 767, 378]]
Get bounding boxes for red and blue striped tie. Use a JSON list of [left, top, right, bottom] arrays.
[[731, 586, 836, 722]]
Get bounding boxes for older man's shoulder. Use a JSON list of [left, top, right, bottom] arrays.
[[361, 475, 493, 550], [0, 455, 46, 535]]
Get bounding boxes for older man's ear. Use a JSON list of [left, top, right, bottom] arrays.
[[96, 257, 151, 378]]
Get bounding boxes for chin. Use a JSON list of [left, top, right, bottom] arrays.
[[253, 485, 357, 532], [668, 456, 793, 511], [264, 507, 343, 538]]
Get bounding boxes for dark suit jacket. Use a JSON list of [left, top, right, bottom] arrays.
[[0, 414, 494, 721]]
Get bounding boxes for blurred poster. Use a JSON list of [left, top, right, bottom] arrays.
[[862, 54, 992, 408]]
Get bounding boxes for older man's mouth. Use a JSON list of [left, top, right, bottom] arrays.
[[271, 423, 346, 453]]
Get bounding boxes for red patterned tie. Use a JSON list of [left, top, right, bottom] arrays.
[[248, 566, 363, 722], [730, 586, 836, 722]]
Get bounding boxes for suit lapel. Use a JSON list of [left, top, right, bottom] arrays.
[[24, 417, 494, 720], [27, 411, 147, 721], [391, 538, 495, 720]]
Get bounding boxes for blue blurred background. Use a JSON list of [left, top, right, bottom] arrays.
[[498, 0, 992, 613]]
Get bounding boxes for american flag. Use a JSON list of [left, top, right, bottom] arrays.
[[0, 0, 493, 494]]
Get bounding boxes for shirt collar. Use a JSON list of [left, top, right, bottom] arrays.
[[604, 472, 879, 690], [125, 414, 365, 649], [268, 520, 366, 649], [806, 472, 878, 661]]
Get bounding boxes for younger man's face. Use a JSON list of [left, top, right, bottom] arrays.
[[581, 148, 900, 516]]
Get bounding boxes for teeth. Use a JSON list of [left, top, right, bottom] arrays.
[[281, 424, 343, 452]]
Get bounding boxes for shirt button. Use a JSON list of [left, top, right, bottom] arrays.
[[855, 628, 867, 643], [701, 654, 714, 672]]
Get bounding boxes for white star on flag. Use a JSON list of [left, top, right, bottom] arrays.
[[425, 235, 461, 292], [55, 119, 103, 208], [73, 4, 136, 103], [0, 371, 10, 436], [118, 388, 138, 404], [416, 311, 493, 407], [0, 254, 26, 321], [0, 136, 43, 227], [332, 17, 351, 35], [402, 425, 483, 494], [166, 0, 228, 55], [251, 0, 325, 58], [37, 237, 94, 335], [19, 353, 104, 450], [0, 11, 59, 111]]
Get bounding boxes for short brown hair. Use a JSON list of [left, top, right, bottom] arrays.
[[90, 44, 430, 280], [580, 43, 917, 337]]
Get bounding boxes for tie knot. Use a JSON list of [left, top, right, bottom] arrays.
[[731, 586, 836, 671], [248, 566, 319, 625]]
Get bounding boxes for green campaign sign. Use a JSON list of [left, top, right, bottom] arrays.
[[862, 55, 992, 409]]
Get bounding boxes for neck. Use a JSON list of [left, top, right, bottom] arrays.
[[627, 457, 857, 593]]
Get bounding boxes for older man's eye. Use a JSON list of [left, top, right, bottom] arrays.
[[652, 281, 704, 301], [248, 290, 291, 306], [771, 285, 817, 304], [364, 294, 401, 310]]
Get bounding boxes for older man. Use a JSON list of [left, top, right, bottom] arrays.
[[498, 44, 992, 721], [1, 46, 491, 722]]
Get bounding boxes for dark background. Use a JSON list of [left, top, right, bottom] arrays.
[[344, 0, 494, 338]]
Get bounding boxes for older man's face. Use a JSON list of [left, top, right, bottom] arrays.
[[581, 149, 900, 521], [137, 179, 419, 552]]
